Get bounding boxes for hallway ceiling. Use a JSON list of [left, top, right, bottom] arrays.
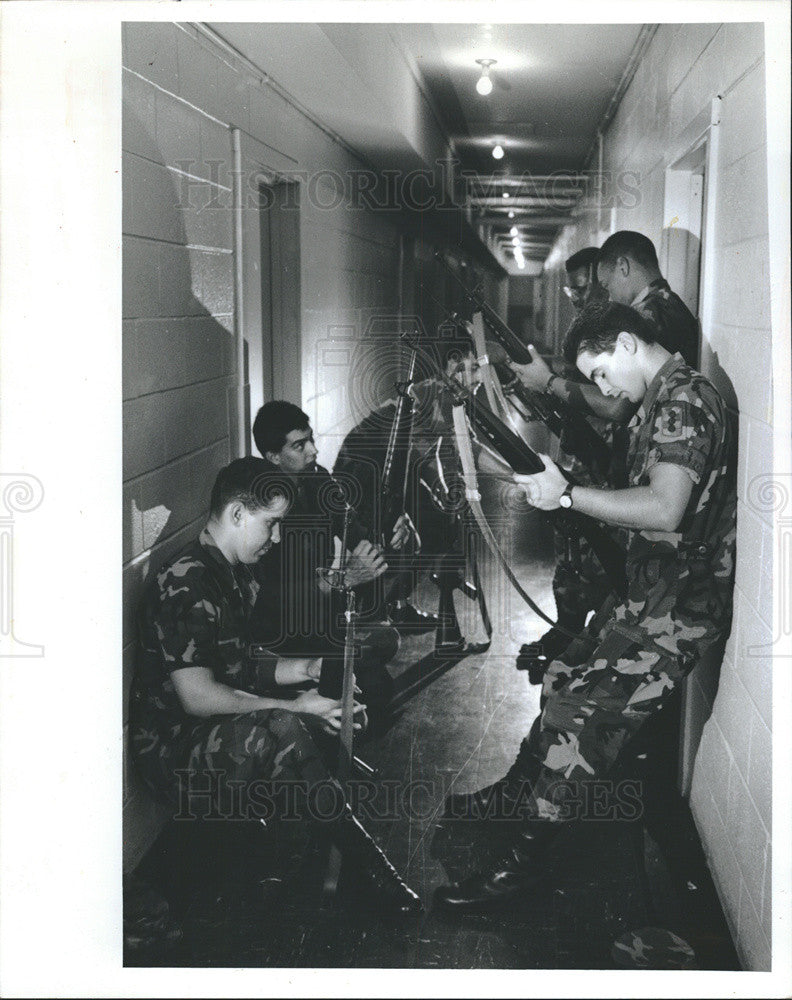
[[396, 22, 646, 271], [210, 21, 648, 273]]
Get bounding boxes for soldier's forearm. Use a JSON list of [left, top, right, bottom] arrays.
[[570, 482, 687, 533], [174, 672, 301, 718]]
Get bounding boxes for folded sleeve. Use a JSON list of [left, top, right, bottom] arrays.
[[645, 398, 714, 484]]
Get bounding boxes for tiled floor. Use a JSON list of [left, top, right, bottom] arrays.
[[126, 491, 740, 970]]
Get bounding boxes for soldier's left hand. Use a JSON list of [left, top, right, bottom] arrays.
[[514, 453, 567, 510], [389, 512, 421, 551], [508, 344, 554, 392]]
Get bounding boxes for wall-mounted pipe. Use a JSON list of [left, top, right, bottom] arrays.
[[597, 129, 604, 236], [231, 126, 247, 457]]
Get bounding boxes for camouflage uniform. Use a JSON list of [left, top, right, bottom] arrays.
[[550, 365, 627, 632], [521, 354, 736, 821], [130, 527, 330, 810], [548, 276, 700, 634], [631, 278, 699, 367]]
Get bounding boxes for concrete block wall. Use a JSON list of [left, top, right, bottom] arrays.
[[122, 23, 414, 869], [541, 23, 773, 969]]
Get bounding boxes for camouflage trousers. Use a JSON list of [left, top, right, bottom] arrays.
[[551, 525, 614, 629], [516, 623, 694, 823], [137, 708, 335, 821]]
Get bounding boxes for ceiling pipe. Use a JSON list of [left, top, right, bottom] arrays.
[[582, 24, 658, 170], [471, 197, 580, 209], [468, 175, 590, 186]]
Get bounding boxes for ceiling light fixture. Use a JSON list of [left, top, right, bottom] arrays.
[[475, 59, 496, 96], [508, 211, 515, 219], [502, 191, 510, 200], [511, 236, 520, 246], [509, 226, 518, 236], [492, 144, 504, 160]]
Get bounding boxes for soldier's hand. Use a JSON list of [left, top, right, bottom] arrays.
[[321, 701, 368, 736], [389, 512, 420, 551], [291, 689, 367, 733], [345, 539, 388, 587], [514, 453, 567, 510], [509, 344, 554, 392]]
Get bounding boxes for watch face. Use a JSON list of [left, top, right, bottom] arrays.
[[559, 492, 572, 509]]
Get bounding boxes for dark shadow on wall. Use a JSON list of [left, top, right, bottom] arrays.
[[122, 101, 241, 584]]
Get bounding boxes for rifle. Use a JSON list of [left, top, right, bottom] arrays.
[[430, 257, 615, 486], [403, 331, 627, 601], [379, 341, 418, 547], [436, 252, 533, 364], [493, 360, 613, 484]]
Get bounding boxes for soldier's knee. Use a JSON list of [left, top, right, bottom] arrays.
[[266, 707, 308, 740], [362, 624, 400, 663]]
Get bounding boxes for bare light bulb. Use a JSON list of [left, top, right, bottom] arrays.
[[502, 191, 510, 200], [508, 211, 515, 219], [509, 226, 518, 236], [475, 59, 496, 96], [492, 144, 504, 160]]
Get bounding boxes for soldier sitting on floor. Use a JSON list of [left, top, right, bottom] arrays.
[[436, 300, 735, 912], [129, 458, 421, 918], [249, 401, 409, 716]]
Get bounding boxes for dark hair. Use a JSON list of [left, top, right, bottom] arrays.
[[565, 247, 598, 273], [563, 302, 657, 365], [598, 230, 659, 271], [253, 401, 310, 457], [209, 458, 294, 518]]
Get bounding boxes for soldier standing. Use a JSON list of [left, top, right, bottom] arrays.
[[596, 229, 699, 366], [512, 232, 700, 678], [436, 301, 735, 912], [515, 247, 620, 677]]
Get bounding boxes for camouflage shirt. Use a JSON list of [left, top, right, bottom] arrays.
[[131, 527, 279, 751], [632, 278, 699, 367], [611, 354, 737, 661]]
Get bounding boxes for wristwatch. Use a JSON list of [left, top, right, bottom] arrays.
[[558, 482, 574, 509]]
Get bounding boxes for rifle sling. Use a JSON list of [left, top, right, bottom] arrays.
[[451, 403, 582, 641]]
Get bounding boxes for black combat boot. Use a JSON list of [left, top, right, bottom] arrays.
[[327, 802, 423, 919], [444, 720, 541, 821], [433, 820, 560, 912], [516, 624, 577, 682]]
